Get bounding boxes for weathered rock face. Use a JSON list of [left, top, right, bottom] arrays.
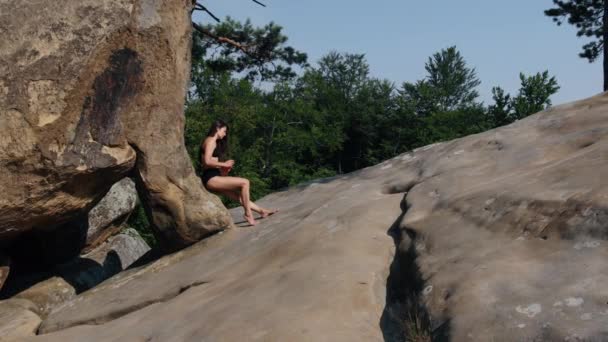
[[5, 178, 137, 271], [388, 94, 608, 341], [83, 178, 138, 252], [9, 229, 150, 318], [0, 0, 231, 250], [23, 94, 608, 340]]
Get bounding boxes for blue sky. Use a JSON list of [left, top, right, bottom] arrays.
[[193, 0, 602, 105]]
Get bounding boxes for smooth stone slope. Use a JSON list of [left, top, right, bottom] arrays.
[[29, 93, 608, 341]]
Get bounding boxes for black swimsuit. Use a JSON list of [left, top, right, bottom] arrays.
[[202, 168, 220, 187], [201, 144, 221, 187]]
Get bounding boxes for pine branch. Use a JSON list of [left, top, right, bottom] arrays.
[[192, 22, 260, 61], [193, 3, 220, 22], [192, 0, 266, 20]]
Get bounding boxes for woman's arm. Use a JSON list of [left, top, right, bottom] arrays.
[[202, 140, 229, 169]]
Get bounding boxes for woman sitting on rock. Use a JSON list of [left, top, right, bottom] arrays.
[[200, 120, 277, 226]]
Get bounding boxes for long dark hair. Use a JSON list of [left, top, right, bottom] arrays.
[[201, 119, 229, 162]]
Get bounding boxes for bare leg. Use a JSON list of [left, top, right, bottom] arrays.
[[219, 190, 263, 214], [220, 191, 279, 218], [239, 178, 255, 224], [206, 176, 257, 226]]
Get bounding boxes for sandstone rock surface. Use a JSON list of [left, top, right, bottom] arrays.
[[83, 178, 138, 252], [0, 0, 231, 250], [27, 94, 608, 341], [13, 277, 76, 319], [0, 298, 42, 341]]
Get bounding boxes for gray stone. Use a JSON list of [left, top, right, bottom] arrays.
[[84, 178, 138, 252], [59, 229, 151, 292]]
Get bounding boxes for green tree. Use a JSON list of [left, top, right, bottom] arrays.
[[424, 46, 481, 112], [511, 71, 560, 119], [190, 0, 306, 83], [249, 81, 331, 189], [347, 78, 397, 169], [400, 46, 481, 117], [297, 52, 372, 173], [487, 86, 512, 128], [398, 47, 485, 144], [488, 71, 560, 128], [399, 80, 439, 118], [545, 0, 608, 90], [191, 17, 308, 89], [316, 52, 370, 101], [421, 104, 488, 145]]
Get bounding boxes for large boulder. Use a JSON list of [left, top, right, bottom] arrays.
[[4, 178, 138, 271], [27, 93, 608, 341], [0, 0, 231, 251]]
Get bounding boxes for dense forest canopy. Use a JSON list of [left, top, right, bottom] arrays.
[[184, 18, 560, 201]]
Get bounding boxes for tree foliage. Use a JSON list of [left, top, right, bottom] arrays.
[[545, 0, 608, 90], [424, 46, 481, 111], [546, 0, 605, 61], [488, 71, 560, 126], [400, 46, 481, 119], [191, 17, 308, 86]]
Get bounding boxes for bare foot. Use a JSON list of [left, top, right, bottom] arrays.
[[243, 214, 258, 226], [260, 208, 279, 218]]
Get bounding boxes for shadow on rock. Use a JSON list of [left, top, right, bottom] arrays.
[[56, 250, 122, 294], [380, 196, 451, 342], [1, 218, 89, 298]]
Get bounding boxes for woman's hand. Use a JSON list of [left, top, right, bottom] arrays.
[[220, 166, 232, 176], [220, 160, 234, 176]]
